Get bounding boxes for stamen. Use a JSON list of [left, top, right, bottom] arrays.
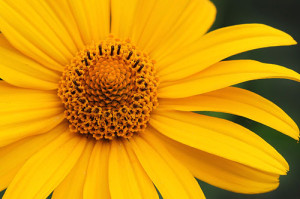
[[87, 51, 92, 60], [127, 51, 133, 60], [76, 87, 83, 93], [138, 64, 144, 72], [98, 45, 103, 55], [75, 69, 82, 76], [84, 58, 89, 66], [73, 80, 80, 87], [111, 45, 114, 56], [133, 60, 140, 68], [117, 44, 121, 55]]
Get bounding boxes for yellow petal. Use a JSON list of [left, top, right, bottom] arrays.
[[0, 165, 21, 192], [129, 0, 212, 54], [0, 82, 61, 112], [0, 107, 63, 127], [158, 131, 281, 194], [0, 113, 64, 148], [150, 110, 289, 175], [124, 141, 159, 199], [52, 140, 94, 199], [110, 0, 138, 40], [0, 1, 74, 71], [109, 140, 157, 199], [128, 130, 205, 199], [0, 35, 59, 90], [83, 141, 111, 199], [0, 122, 67, 191], [158, 60, 300, 98], [158, 24, 297, 82], [3, 131, 87, 199], [0, 83, 64, 147], [67, 0, 110, 45], [152, 0, 216, 64], [45, 0, 84, 50], [159, 86, 299, 140]]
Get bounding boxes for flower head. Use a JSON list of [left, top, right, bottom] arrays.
[[0, 0, 299, 198]]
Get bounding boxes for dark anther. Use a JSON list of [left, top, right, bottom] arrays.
[[84, 58, 89, 66], [137, 64, 144, 72], [75, 69, 82, 76], [137, 79, 144, 84], [133, 60, 140, 68], [98, 45, 103, 55], [87, 51, 92, 60], [76, 87, 83, 93], [73, 80, 80, 87], [117, 45, 121, 55], [79, 98, 86, 104], [111, 45, 114, 56], [134, 96, 140, 101], [127, 51, 133, 60]]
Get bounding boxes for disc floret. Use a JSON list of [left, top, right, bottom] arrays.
[[58, 36, 158, 140]]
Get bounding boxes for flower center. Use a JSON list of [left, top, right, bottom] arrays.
[[58, 36, 159, 140]]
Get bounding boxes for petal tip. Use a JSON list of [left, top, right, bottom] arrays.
[[286, 35, 297, 46], [253, 23, 297, 46]]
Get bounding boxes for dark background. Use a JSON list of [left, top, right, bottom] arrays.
[[1, 0, 300, 198]]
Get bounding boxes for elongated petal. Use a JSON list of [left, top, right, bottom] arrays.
[[109, 140, 157, 199], [159, 60, 300, 98], [157, 131, 281, 194], [128, 130, 205, 199], [159, 87, 299, 140], [45, 0, 84, 50], [0, 1, 73, 71], [150, 110, 289, 175], [109, 140, 141, 199], [0, 82, 61, 112], [0, 166, 21, 192], [129, 0, 190, 52], [133, 0, 215, 55], [152, 0, 216, 64], [67, 0, 110, 45], [0, 113, 64, 148], [124, 141, 159, 199], [52, 140, 94, 199], [0, 122, 67, 191], [0, 35, 59, 90], [110, 0, 138, 40], [83, 141, 111, 199], [0, 107, 63, 127], [0, 83, 64, 147], [158, 24, 297, 82], [3, 131, 87, 199]]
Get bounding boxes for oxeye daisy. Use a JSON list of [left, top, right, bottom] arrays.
[[0, 0, 299, 199]]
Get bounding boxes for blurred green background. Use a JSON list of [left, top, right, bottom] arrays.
[[1, 0, 300, 198]]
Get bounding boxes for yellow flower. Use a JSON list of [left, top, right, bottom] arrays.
[[0, 0, 299, 198]]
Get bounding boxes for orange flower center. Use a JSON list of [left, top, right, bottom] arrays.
[[58, 36, 159, 140]]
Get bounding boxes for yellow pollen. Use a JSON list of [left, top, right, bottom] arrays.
[[58, 36, 159, 140]]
